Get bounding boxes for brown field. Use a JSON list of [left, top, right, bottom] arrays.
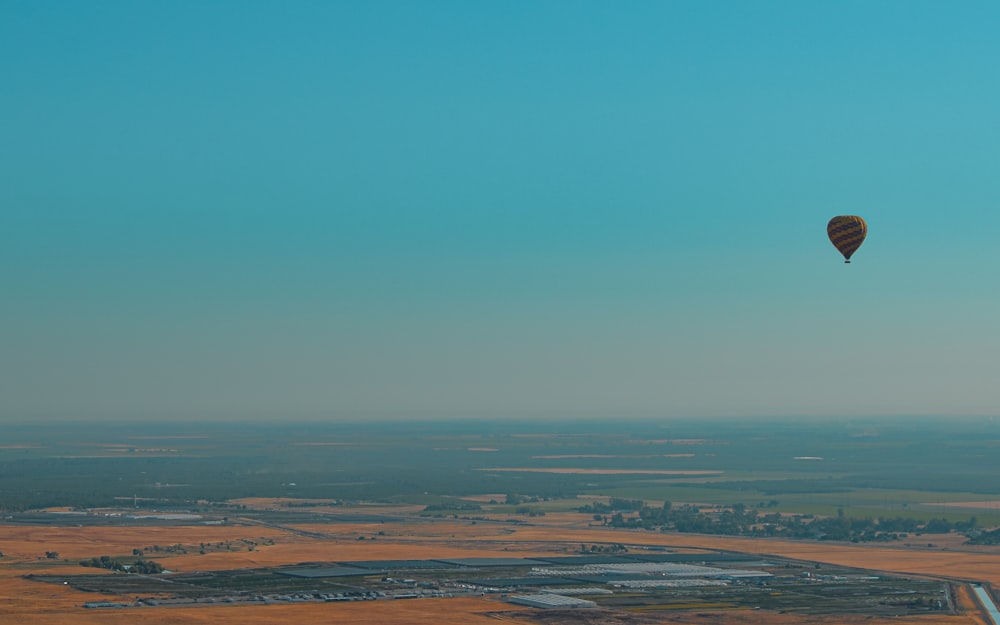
[[941, 501, 1000, 510], [0, 525, 285, 563], [0, 572, 523, 625], [461, 493, 508, 502], [3, 506, 1000, 624]]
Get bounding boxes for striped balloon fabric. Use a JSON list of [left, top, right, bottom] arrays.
[[827, 215, 867, 263]]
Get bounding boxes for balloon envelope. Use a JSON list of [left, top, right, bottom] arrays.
[[827, 215, 867, 263]]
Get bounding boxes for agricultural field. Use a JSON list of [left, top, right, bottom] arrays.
[[4, 417, 1000, 623], [1, 503, 998, 624]]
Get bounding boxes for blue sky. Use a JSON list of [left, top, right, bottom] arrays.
[[3, 1, 1000, 421]]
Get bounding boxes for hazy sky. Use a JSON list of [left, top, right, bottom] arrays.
[[4, 1, 1000, 422]]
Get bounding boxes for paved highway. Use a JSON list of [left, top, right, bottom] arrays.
[[973, 585, 1000, 625]]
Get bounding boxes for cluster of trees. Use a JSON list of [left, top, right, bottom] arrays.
[[767, 513, 974, 543], [965, 527, 1000, 545], [79, 555, 163, 574], [580, 500, 978, 543], [579, 543, 628, 553], [514, 506, 546, 516]]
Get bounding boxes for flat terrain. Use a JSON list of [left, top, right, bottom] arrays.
[[5, 418, 1000, 623], [2, 503, 1000, 624]]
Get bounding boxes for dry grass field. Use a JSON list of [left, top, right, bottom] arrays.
[[943, 502, 1000, 511], [3, 504, 1000, 624], [0, 573, 527, 625]]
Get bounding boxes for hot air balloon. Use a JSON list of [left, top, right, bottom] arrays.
[[827, 215, 867, 263]]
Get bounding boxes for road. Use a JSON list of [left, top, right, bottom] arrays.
[[973, 584, 1000, 625]]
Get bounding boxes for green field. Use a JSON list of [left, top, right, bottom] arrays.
[[3, 417, 1000, 536]]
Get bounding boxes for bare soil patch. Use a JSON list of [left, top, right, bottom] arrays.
[[0, 525, 285, 562], [461, 493, 507, 503], [940, 501, 1000, 510]]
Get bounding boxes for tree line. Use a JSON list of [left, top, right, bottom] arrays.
[[578, 499, 978, 543], [79, 555, 163, 574]]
